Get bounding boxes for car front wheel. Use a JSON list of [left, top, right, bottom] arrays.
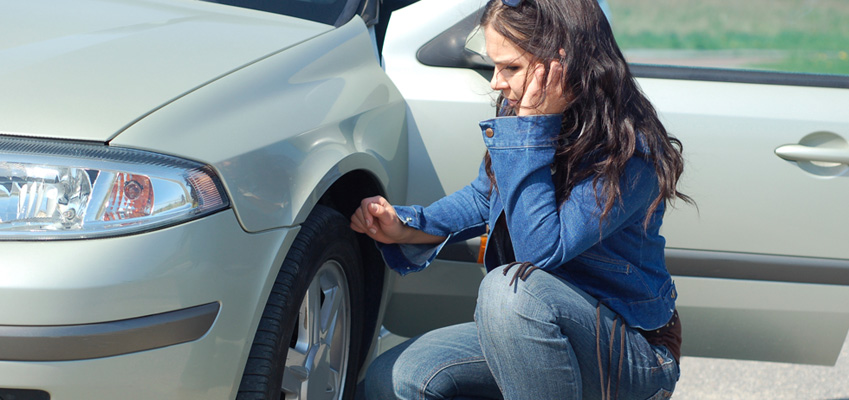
[[238, 205, 364, 400]]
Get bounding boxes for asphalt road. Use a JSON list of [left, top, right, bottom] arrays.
[[673, 333, 849, 399]]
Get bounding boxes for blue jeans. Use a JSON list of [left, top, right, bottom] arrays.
[[362, 265, 679, 399]]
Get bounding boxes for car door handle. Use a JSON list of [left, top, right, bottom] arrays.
[[774, 144, 849, 164]]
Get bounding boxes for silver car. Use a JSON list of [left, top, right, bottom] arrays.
[[1, 0, 848, 399]]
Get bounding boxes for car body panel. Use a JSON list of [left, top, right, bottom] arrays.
[[382, 260, 485, 338], [643, 77, 849, 365], [0, 0, 329, 141], [384, 259, 849, 365], [0, 211, 286, 324], [0, 210, 299, 399], [112, 16, 408, 231], [380, 0, 849, 365], [381, 0, 495, 206], [643, 78, 849, 260], [673, 276, 849, 366]]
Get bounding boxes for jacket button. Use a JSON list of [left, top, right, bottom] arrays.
[[485, 128, 494, 137]]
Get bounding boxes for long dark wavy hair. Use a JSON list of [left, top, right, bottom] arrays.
[[481, 0, 692, 225]]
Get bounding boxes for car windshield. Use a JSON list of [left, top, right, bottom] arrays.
[[201, 0, 351, 25]]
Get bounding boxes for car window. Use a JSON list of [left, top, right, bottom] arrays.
[[203, 0, 374, 27], [609, 0, 849, 82]]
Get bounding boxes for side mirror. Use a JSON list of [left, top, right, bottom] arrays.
[[417, 14, 494, 70]]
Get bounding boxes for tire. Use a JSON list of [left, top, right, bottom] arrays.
[[237, 205, 364, 400]]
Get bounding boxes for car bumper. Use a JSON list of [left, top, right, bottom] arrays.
[[0, 210, 298, 399]]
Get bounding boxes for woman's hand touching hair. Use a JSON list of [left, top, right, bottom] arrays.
[[519, 54, 569, 116]]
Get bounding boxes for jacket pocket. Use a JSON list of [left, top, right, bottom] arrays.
[[570, 251, 655, 302], [575, 251, 631, 274]]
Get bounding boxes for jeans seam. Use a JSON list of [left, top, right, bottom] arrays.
[[516, 280, 602, 340], [476, 332, 505, 396], [419, 356, 489, 400]]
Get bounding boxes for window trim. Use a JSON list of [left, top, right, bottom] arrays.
[[630, 64, 849, 89]]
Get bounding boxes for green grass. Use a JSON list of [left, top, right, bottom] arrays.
[[750, 50, 849, 75], [609, 0, 849, 75]]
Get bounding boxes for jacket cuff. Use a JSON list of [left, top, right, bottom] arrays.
[[480, 115, 562, 148], [373, 206, 449, 276], [376, 241, 445, 276]]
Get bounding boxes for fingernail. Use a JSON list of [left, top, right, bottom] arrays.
[[369, 228, 377, 234]]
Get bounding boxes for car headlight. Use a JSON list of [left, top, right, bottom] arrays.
[[0, 136, 229, 240]]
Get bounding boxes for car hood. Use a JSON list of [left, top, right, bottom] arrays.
[[0, 0, 331, 142]]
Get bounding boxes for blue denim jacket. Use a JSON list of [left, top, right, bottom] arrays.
[[380, 115, 676, 330]]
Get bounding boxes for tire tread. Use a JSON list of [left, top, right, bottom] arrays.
[[236, 206, 364, 400]]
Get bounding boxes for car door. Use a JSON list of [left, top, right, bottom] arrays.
[[381, 0, 849, 366]]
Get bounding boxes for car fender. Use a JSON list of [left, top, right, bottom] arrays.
[[111, 16, 408, 232]]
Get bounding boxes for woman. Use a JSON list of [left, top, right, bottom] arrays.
[[350, 0, 690, 398]]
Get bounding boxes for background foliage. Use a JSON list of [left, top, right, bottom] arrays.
[[609, 0, 849, 75]]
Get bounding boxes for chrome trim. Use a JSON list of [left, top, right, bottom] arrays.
[[0, 388, 50, 400], [0, 302, 219, 361], [666, 249, 849, 286], [437, 243, 849, 286]]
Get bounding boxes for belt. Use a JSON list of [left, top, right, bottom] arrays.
[[637, 310, 681, 364]]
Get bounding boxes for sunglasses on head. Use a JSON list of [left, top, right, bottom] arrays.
[[502, 0, 522, 7]]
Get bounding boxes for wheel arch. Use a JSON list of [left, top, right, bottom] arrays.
[[309, 163, 392, 372]]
